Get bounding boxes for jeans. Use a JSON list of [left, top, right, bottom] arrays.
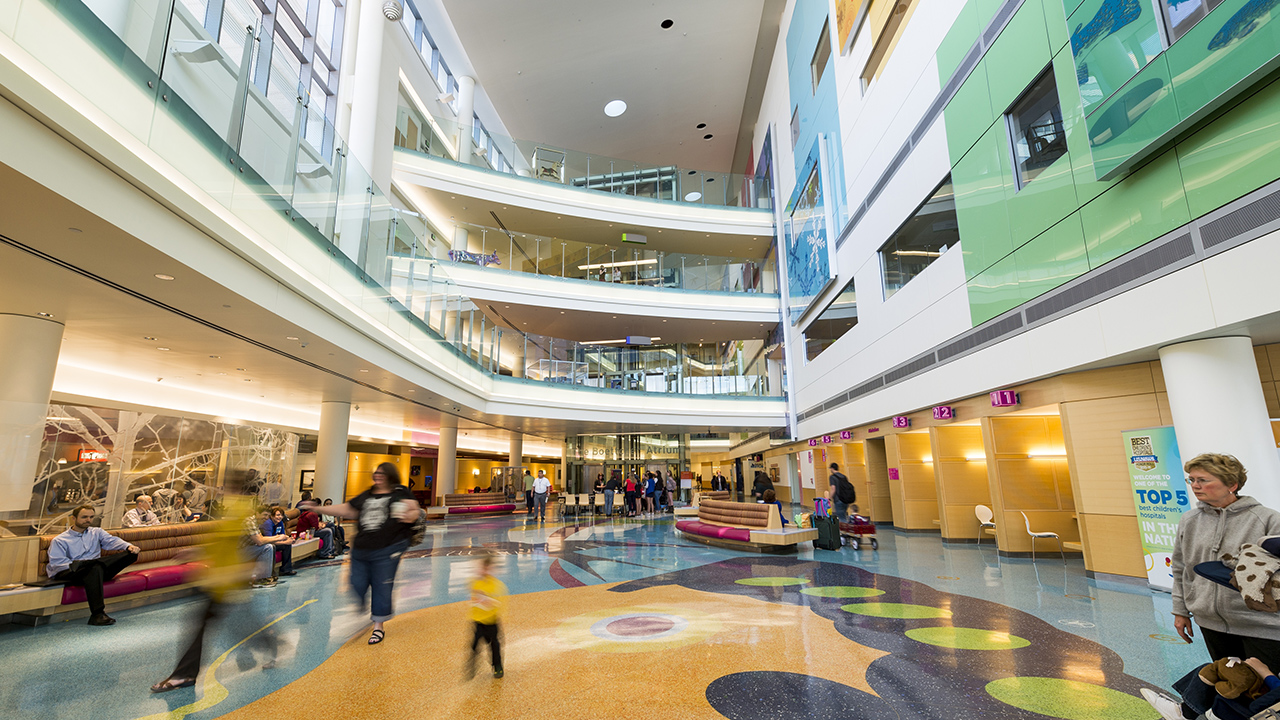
[[270, 542, 293, 573], [604, 489, 615, 516], [350, 540, 409, 622], [55, 551, 137, 615], [469, 621, 502, 672], [525, 490, 534, 516], [533, 492, 548, 521], [313, 527, 335, 557], [246, 544, 274, 580], [834, 500, 850, 521]]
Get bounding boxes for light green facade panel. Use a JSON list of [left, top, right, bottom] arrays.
[[1079, 149, 1190, 269], [1042, 0, 1070, 55], [1166, 0, 1280, 121], [1085, 55, 1180, 179], [1177, 75, 1280, 219], [1068, 0, 1163, 117], [1014, 212, 1091, 301], [938, 0, 981, 84], [967, 253, 1021, 325], [954, 126, 1016, 280], [944, 62, 996, 166], [1003, 141, 1080, 252], [984, 0, 1051, 112], [1053, 47, 1120, 204]]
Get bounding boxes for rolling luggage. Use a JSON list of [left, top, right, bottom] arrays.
[[813, 514, 842, 551]]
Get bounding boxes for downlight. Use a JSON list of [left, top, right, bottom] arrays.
[[604, 100, 627, 117]]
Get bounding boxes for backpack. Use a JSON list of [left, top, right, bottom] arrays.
[[832, 473, 856, 504]]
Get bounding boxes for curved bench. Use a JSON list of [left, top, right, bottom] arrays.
[[444, 493, 516, 516], [676, 499, 817, 553]]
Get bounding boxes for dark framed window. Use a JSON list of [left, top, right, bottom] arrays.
[[811, 19, 831, 93], [879, 176, 956, 298], [1006, 68, 1067, 190], [804, 276, 857, 361]]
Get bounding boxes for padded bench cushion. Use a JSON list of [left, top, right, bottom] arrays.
[[444, 493, 511, 508], [448, 505, 516, 514], [697, 499, 774, 528], [61, 572, 147, 605], [131, 562, 202, 591], [676, 520, 753, 543]]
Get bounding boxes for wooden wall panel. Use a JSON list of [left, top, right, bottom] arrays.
[[985, 416, 1079, 552], [865, 438, 893, 524], [842, 442, 870, 516], [930, 426, 991, 539], [1079, 513, 1148, 577], [884, 435, 906, 527], [886, 432, 937, 529], [0, 537, 39, 585]]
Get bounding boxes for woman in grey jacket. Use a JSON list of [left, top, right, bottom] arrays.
[[1172, 453, 1280, 668]]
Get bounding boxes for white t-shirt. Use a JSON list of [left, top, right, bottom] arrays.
[[533, 476, 552, 493]]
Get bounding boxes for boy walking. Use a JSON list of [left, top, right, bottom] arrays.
[[466, 553, 507, 679]]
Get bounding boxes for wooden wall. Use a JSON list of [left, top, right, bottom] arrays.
[[885, 432, 937, 530], [865, 438, 893, 523], [982, 416, 1079, 553], [929, 425, 992, 540], [842, 442, 871, 517]]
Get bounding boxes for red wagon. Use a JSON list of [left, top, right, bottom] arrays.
[[839, 515, 878, 550]]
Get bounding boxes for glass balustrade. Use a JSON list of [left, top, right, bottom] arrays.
[[394, 100, 775, 210], [3, 0, 782, 399]]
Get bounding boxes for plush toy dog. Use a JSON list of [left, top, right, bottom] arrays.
[[1199, 657, 1266, 700]]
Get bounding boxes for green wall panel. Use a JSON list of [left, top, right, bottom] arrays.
[[1166, 0, 1280, 122], [944, 62, 996, 166], [938, 0, 981, 84], [1086, 55, 1180, 178], [984, 0, 1051, 112], [1177, 75, 1280, 219], [1080, 149, 1190, 269], [1003, 142, 1080, 251], [1052, 47, 1120, 204], [1060, 0, 1087, 19], [976, 0, 1005, 28], [955, 126, 1016, 280], [967, 254, 1021, 325], [1068, 0, 1163, 117], [1014, 212, 1090, 301], [1042, 0, 1069, 55]]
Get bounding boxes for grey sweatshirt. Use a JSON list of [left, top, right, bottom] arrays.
[[1172, 495, 1280, 639]]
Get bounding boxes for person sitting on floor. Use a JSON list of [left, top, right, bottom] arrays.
[[122, 495, 160, 527], [46, 505, 141, 626]]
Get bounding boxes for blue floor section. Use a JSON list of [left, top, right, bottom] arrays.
[[0, 513, 1208, 719]]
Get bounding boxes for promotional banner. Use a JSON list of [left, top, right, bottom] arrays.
[[1122, 426, 1189, 592]]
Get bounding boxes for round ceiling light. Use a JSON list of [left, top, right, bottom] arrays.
[[154, 274, 175, 281], [660, 19, 674, 29], [703, 134, 713, 140], [604, 100, 627, 117], [684, 192, 703, 202], [697, 123, 707, 129]]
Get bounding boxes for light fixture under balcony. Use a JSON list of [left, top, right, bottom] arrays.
[[577, 258, 658, 270], [171, 40, 221, 63]]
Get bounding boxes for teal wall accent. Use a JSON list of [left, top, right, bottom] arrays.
[[935, 0, 1280, 327]]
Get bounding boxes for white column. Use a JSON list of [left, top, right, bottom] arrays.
[[437, 416, 458, 498], [455, 75, 476, 165], [453, 226, 469, 254], [508, 432, 523, 470], [0, 315, 63, 512], [1159, 337, 1280, 510], [315, 401, 351, 503], [346, 0, 387, 174]]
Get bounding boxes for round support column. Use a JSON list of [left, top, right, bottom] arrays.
[[455, 76, 476, 165], [315, 401, 351, 503], [508, 432, 523, 472], [437, 416, 458, 499], [0, 314, 64, 512], [1159, 337, 1280, 510], [346, 0, 387, 174]]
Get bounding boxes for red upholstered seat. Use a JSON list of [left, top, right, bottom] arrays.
[[132, 563, 199, 591], [448, 505, 516, 514], [60, 572, 147, 605], [720, 527, 752, 542]]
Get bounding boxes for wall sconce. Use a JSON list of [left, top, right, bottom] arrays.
[[965, 454, 986, 462], [472, 468, 480, 475], [1027, 452, 1067, 459]]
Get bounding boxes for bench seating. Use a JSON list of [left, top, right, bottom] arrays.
[[676, 499, 817, 552], [443, 493, 516, 516], [674, 489, 731, 517]]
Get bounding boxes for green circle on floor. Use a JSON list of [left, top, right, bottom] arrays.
[[905, 626, 1030, 650], [986, 677, 1155, 720], [735, 577, 809, 587], [840, 602, 952, 619], [800, 586, 885, 599]]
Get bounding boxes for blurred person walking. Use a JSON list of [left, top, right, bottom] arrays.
[[464, 552, 507, 679]]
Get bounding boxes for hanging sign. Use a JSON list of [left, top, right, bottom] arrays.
[[990, 390, 1020, 407], [933, 406, 954, 420], [839, 430, 853, 440], [1121, 426, 1189, 592], [891, 416, 910, 429]]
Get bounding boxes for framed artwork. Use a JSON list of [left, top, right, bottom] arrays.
[[299, 470, 315, 492], [785, 138, 838, 324]]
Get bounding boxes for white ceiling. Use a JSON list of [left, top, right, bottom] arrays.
[[439, 0, 781, 174]]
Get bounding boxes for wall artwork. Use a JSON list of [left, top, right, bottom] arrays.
[[785, 141, 837, 324], [836, 0, 869, 54], [299, 470, 315, 492]]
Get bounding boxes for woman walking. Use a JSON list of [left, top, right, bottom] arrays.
[[302, 463, 420, 644]]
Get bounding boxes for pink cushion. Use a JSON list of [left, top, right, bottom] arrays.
[[133, 564, 196, 591], [720, 527, 752, 542], [61, 572, 147, 605], [448, 505, 515, 514]]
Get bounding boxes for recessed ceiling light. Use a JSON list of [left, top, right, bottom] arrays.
[[236, 367, 246, 371], [209, 355, 220, 359], [663, 319, 667, 322], [68, 227, 82, 233], [604, 100, 627, 117], [360, 369, 370, 373], [244, 379, 251, 382], [685, 192, 702, 202], [37, 312, 54, 317], [696, 123, 706, 129], [154, 274, 175, 281], [706, 177, 715, 183], [660, 19, 674, 29], [560, 311, 565, 314], [703, 134, 713, 140], [286, 336, 299, 340], [143, 336, 156, 341], [157, 347, 170, 351]]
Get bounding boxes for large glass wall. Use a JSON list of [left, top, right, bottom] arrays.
[[879, 176, 957, 298], [1, 405, 297, 536]]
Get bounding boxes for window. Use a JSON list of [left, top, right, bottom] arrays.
[[804, 276, 857, 361], [879, 176, 956, 298], [811, 19, 831, 93], [860, 0, 919, 87], [1006, 69, 1066, 190], [1158, 0, 1225, 43], [790, 107, 800, 150]]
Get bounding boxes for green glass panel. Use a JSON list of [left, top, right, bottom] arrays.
[[977, 0, 1005, 28], [1080, 149, 1190, 268], [967, 253, 1021, 325], [1053, 46, 1121, 203], [1177, 75, 1280, 219], [1069, 0, 1163, 116], [1085, 55, 1180, 178], [938, 0, 981, 84], [954, 126, 1015, 279], [1044, 0, 1071, 54], [985, 0, 1051, 112], [1014, 213, 1090, 301], [1061, 0, 1088, 19], [1167, 0, 1280, 121], [944, 61, 996, 166], [1005, 129, 1080, 248]]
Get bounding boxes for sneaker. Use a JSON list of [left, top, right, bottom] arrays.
[[251, 578, 277, 589], [1141, 689, 1184, 720]]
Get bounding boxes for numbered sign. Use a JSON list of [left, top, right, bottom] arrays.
[[933, 406, 954, 420], [892, 416, 910, 429], [839, 430, 853, 440], [990, 390, 1020, 407]]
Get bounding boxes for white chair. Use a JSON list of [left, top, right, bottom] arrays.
[[974, 505, 996, 546], [1020, 511, 1064, 563]]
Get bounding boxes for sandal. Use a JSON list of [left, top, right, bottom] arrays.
[[368, 629, 385, 645], [150, 677, 195, 693]]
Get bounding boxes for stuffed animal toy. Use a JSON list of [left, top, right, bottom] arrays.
[[1199, 657, 1266, 700]]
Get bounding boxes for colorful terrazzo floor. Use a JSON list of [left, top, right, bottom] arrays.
[[0, 513, 1210, 719]]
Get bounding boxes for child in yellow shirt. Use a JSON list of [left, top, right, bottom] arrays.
[[466, 552, 507, 679]]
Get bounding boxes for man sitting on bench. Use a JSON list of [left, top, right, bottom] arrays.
[[46, 505, 141, 626]]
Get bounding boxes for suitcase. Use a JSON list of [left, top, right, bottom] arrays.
[[813, 514, 842, 551]]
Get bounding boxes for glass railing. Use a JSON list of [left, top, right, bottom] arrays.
[[409, 221, 778, 294], [395, 100, 776, 210], [3, 0, 783, 399]]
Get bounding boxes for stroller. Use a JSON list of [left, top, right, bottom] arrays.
[[839, 512, 878, 550]]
